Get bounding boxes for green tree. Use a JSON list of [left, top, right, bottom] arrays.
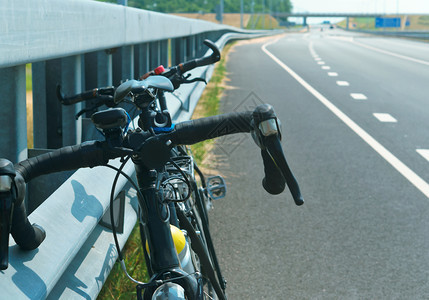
[[96, 0, 292, 14]]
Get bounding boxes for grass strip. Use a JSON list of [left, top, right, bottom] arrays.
[[190, 42, 233, 165]]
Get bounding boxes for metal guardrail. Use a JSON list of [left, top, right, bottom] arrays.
[[0, 0, 278, 298]]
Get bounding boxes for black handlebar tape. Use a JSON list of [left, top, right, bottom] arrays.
[[180, 55, 219, 74], [265, 136, 304, 206], [11, 200, 46, 251], [179, 59, 198, 74], [57, 86, 99, 105], [261, 149, 286, 195], [173, 111, 253, 145], [15, 141, 107, 183]]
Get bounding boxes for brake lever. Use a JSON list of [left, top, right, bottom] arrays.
[[0, 159, 17, 270], [181, 77, 207, 85], [252, 104, 303, 206], [264, 136, 304, 206], [0, 192, 13, 270]]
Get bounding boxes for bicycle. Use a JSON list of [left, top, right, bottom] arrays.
[[0, 40, 304, 300]]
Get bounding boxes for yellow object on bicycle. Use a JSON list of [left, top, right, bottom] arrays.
[[145, 225, 186, 255]]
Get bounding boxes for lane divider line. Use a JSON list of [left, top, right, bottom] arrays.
[[309, 41, 317, 57], [261, 38, 429, 199], [328, 72, 338, 76], [336, 81, 350, 86], [373, 113, 398, 123], [322, 66, 331, 70], [351, 40, 429, 67], [417, 149, 429, 162], [328, 35, 429, 67], [350, 93, 368, 100]]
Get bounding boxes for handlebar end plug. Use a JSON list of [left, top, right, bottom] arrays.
[[296, 198, 304, 206]]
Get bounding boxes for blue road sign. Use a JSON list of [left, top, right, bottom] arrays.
[[375, 17, 401, 28]]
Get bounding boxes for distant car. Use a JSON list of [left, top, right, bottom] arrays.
[[330, 25, 334, 29]]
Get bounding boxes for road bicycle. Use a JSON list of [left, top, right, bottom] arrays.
[[0, 40, 304, 300]]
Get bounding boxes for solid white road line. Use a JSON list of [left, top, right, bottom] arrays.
[[261, 38, 429, 199], [350, 93, 367, 100], [328, 72, 338, 76], [336, 81, 350, 86], [352, 40, 429, 67], [417, 149, 429, 162], [373, 113, 398, 123]]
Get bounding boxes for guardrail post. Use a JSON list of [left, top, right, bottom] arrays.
[[0, 65, 27, 162], [85, 52, 98, 90], [32, 59, 63, 149], [196, 34, 204, 57], [135, 43, 149, 78], [187, 35, 196, 61], [96, 50, 113, 87], [172, 37, 186, 65], [82, 50, 113, 142], [61, 55, 83, 146], [113, 46, 134, 86], [149, 41, 160, 70], [84, 51, 113, 99], [160, 39, 169, 67]]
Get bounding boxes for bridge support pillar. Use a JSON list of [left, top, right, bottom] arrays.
[[303, 16, 307, 27], [346, 17, 350, 30], [0, 65, 27, 162]]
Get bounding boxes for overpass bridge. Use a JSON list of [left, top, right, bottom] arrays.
[[273, 12, 386, 27]]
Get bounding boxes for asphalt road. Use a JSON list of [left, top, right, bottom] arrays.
[[209, 28, 429, 299]]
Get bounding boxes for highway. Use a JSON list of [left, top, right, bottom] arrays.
[[209, 27, 429, 299]]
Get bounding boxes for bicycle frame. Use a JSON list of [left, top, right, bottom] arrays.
[[134, 161, 202, 299]]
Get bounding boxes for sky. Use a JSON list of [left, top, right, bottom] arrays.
[[290, 0, 429, 14]]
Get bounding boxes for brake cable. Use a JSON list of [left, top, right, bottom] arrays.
[[104, 157, 150, 285]]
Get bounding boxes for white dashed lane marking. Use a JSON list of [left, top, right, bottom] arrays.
[[351, 93, 368, 100], [373, 113, 397, 123], [417, 149, 429, 162], [336, 81, 350, 86], [328, 72, 338, 76], [322, 66, 331, 70], [317, 61, 325, 65], [262, 38, 429, 199]]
